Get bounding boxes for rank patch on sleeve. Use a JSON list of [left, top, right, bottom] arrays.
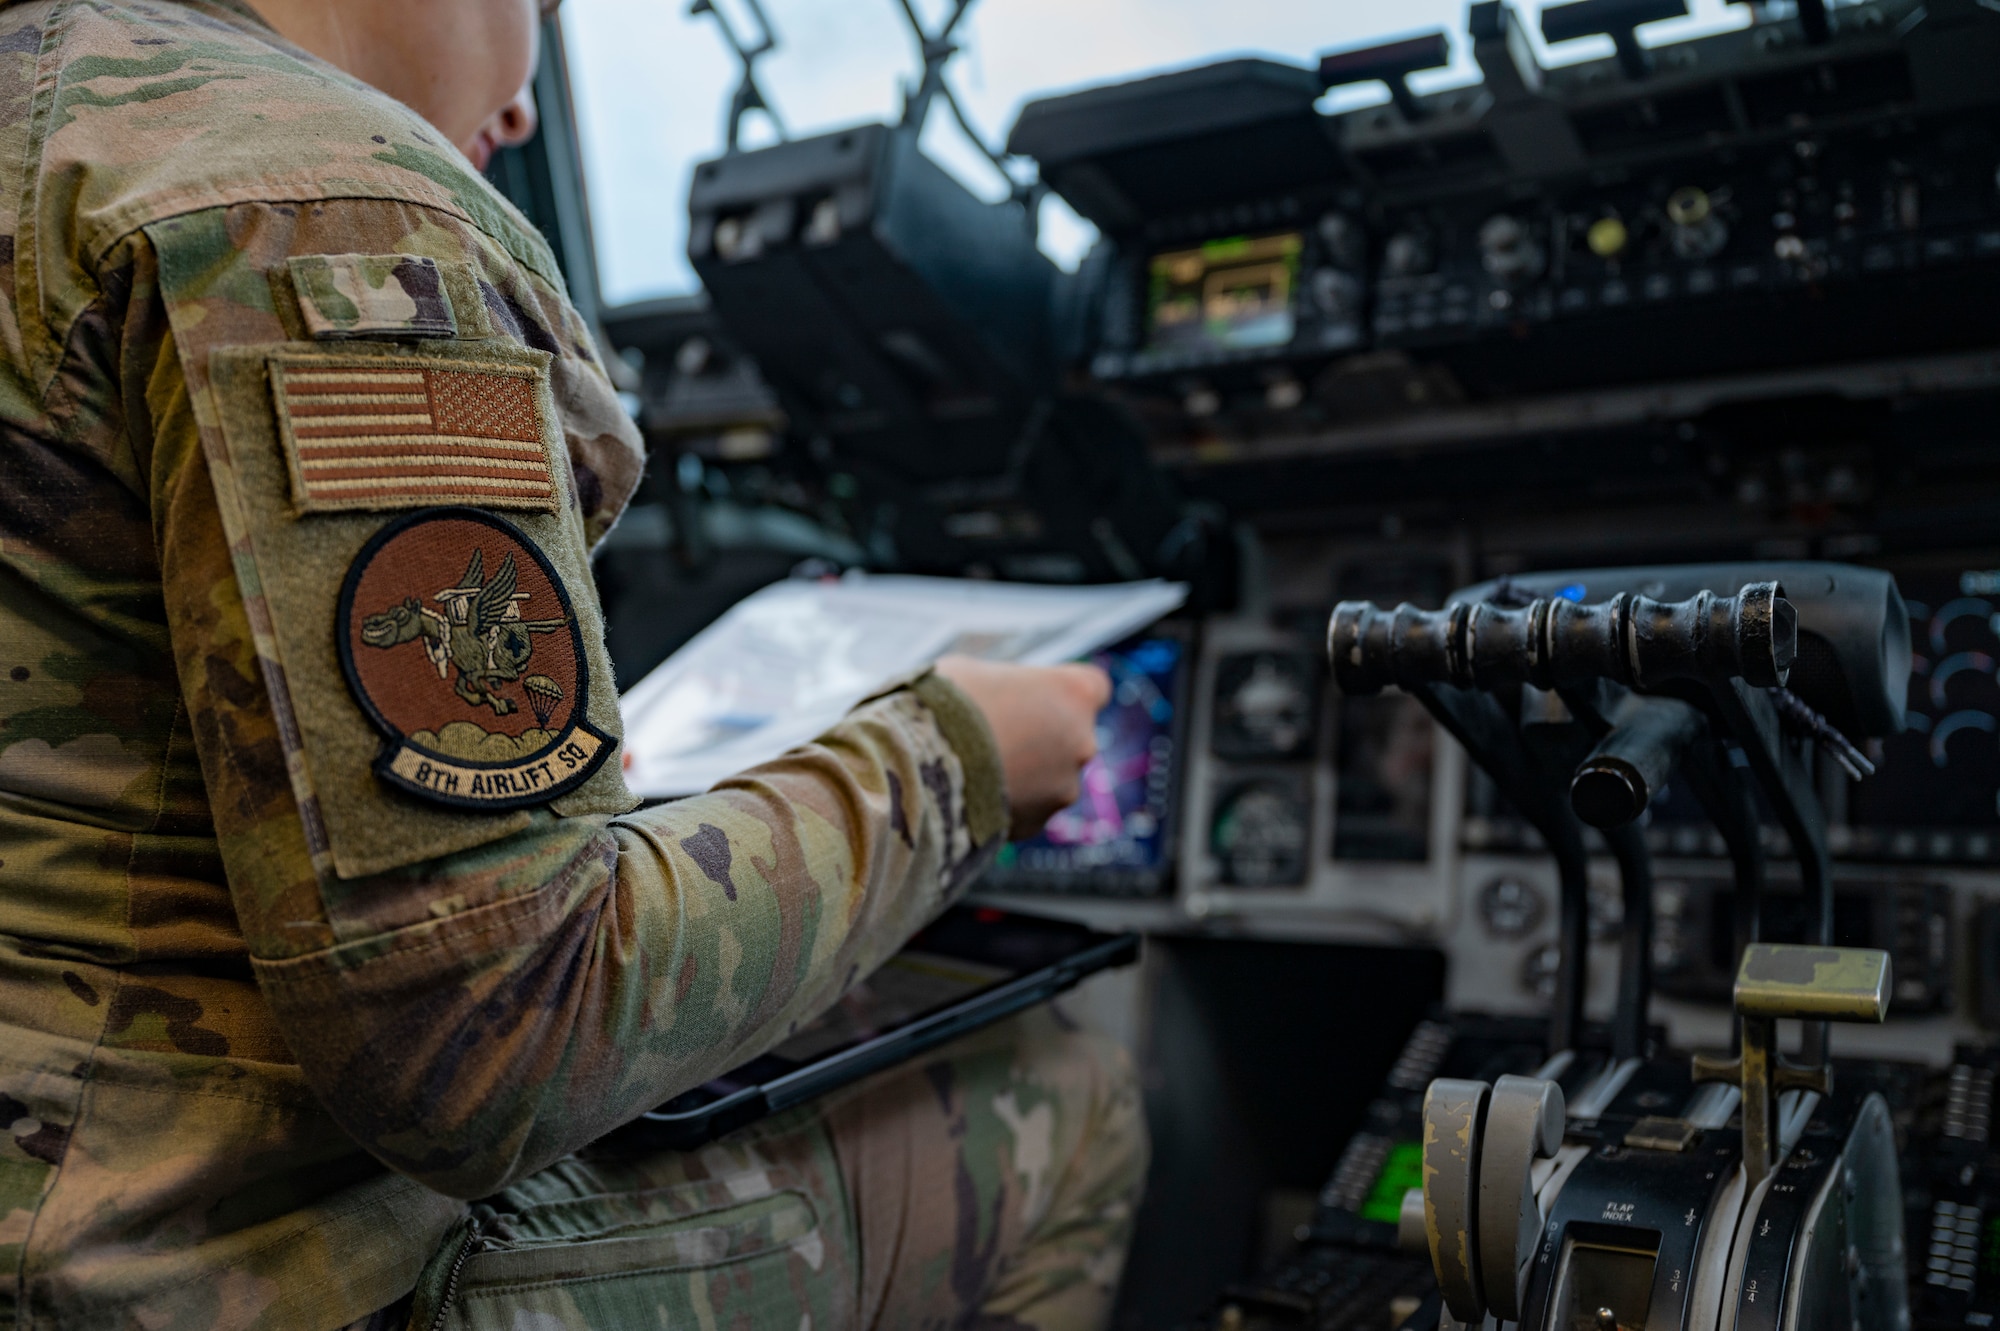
[[337, 508, 612, 809], [271, 353, 560, 515]]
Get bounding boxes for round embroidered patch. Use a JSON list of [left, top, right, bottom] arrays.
[[336, 508, 610, 809]]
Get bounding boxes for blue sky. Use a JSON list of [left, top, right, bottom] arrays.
[[560, 0, 1750, 308]]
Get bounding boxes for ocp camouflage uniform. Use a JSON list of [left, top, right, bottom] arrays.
[[0, 3, 1146, 1328]]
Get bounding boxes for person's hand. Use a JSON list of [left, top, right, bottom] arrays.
[[934, 656, 1110, 840]]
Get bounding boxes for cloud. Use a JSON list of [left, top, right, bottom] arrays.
[[409, 722, 559, 763]]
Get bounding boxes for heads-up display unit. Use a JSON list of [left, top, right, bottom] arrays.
[[1146, 232, 1303, 356], [984, 634, 1185, 896]]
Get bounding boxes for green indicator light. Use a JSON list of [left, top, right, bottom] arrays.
[[1359, 1140, 1424, 1224], [1980, 1213, 2000, 1280]]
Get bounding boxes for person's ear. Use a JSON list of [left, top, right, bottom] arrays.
[[493, 86, 538, 151]]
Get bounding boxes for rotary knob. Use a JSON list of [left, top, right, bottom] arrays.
[[1666, 186, 1728, 260], [1479, 214, 1546, 287]]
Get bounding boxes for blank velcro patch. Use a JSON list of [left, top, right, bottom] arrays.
[[288, 253, 459, 340], [270, 354, 561, 515]]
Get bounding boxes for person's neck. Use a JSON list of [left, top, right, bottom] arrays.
[[201, 0, 272, 25], [237, 1, 373, 87]]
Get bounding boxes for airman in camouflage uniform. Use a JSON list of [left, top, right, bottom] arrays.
[[0, 2, 1146, 1327]]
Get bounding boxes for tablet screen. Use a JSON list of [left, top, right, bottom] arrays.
[[647, 906, 1130, 1109], [771, 952, 1010, 1063]]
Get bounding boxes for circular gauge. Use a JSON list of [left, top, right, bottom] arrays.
[[1211, 778, 1311, 888], [1477, 876, 1545, 940], [1588, 885, 1624, 942], [1316, 211, 1365, 269], [1519, 943, 1561, 1001], [1212, 652, 1319, 760], [1310, 267, 1362, 320], [1383, 227, 1435, 277]]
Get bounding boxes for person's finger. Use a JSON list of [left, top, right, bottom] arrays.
[[1056, 662, 1112, 710], [1074, 713, 1100, 764]]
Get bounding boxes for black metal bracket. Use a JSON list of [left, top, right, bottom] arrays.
[[1541, 0, 1690, 80], [1557, 683, 1696, 1064], [690, 0, 785, 153], [1317, 31, 1452, 122], [1705, 677, 1834, 1062], [1408, 680, 1594, 1056], [1469, 1, 1548, 100], [1726, 0, 1832, 45], [891, 0, 1045, 227]]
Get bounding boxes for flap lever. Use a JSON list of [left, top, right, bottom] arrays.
[[1691, 942, 1891, 1187]]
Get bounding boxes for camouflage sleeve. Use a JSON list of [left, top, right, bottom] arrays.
[[133, 198, 1009, 1197]]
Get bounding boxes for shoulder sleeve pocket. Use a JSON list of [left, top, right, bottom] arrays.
[[208, 339, 638, 879]]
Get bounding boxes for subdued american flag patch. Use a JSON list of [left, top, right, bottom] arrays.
[[270, 356, 560, 514]]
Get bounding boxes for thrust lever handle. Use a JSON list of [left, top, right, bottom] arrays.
[[1329, 582, 1795, 698], [1419, 1074, 1566, 1325]]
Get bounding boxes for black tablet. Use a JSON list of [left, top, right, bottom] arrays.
[[623, 905, 1140, 1149]]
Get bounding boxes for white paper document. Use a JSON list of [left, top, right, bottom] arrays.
[[617, 573, 1188, 798]]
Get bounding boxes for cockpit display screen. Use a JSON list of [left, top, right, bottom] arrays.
[[1146, 232, 1303, 355], [985, 635, 1182, 894]]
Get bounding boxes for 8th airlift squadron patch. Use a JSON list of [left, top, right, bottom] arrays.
[[336, 508, 612, 808]]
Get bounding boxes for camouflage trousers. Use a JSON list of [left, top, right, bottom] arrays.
[[366, 1007, 1147, 1330]]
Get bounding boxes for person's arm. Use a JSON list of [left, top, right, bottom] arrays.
[[132, 198, 1103, 1197]]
